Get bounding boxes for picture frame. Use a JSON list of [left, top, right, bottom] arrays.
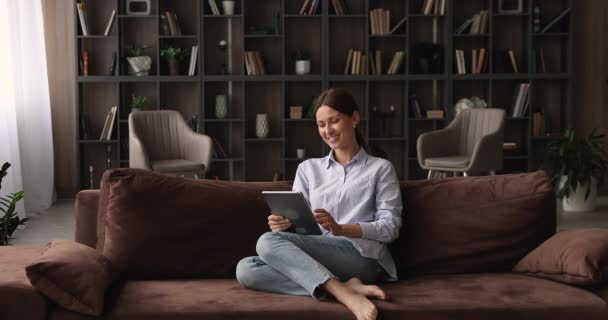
[[497, 0, 523, 15]]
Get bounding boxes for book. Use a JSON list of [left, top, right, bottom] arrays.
[[455, 18, 473, 34], [103, 10, 116, 36], [541, 7, 571, 33], [255, 51, 266, 75], [409, 93, 422, 118], [109, 51, 117, 75], [503, 142, 518, 150], [369, 54, 377, 75], [426, 110, 444, 119], [390, 16, 407, 34], [212, 138, 228, 158], [476, 48, 486, 74], [375, 50, 382, 75], [539, 48, 546, 72], [165, 11, 177, 35], [99, 106, 117, 141], [76, 1, 88, 36], [300, 0, 311, 15], [160, 15, 171, 35], [508, 50, 519, 73], [208, 0, 220, 15], [188, 46, 198, 76], [344, 48, 354, 74], [105, 106, 117, 140], [472, 49, 478, 74], [308, 0, 319, 15]]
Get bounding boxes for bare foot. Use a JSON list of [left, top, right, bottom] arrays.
[[324, 279, 379, 320], [337, 290, 378, 320], [345, 278, 390, 301]]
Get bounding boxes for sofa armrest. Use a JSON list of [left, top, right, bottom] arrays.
[[75, 190, 99, 248]]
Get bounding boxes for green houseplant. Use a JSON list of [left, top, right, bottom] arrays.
[[0, 162, 27, 245], [130, 94, 148, 112], [160, 46, 186, 76], [543, 129, 608, 212]]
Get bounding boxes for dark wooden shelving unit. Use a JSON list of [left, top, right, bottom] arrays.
[[75, 0, 574, 188]]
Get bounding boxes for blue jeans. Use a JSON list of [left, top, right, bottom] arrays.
[[236, 231, 383, 300]]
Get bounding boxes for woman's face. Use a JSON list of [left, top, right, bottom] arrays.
[[315, 105, 359, 150]]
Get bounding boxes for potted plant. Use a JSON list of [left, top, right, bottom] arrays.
[[0, 162, 27, 246], [543, 129, 608, 212], [160, 46, 186, 76], [294, 50, 311, 75], [126, 44, 152, 76], [130, 94, 148, 113]]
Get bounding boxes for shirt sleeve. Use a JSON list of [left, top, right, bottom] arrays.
[[358, 162, 403, 243], [292, 161, 311, 207]]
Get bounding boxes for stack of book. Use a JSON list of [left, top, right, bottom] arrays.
[[455, 48, 487, 74], [343, 49, 366, 75], [330, 0, 349, 15], [420, 0, 446, 15], [511, 83, 530, 118], [369, 8, 390, 35], [99, 106, 117, 141], [455, 10, 489, 34], [245, 51, 266, 75], [299, 0, 320, 15], [188, 46, 199, 76]]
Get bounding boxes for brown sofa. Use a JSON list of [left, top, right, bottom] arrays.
[[2, 169, 608, 320]]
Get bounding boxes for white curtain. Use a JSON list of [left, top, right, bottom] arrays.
[[0, 0, 55, 217]]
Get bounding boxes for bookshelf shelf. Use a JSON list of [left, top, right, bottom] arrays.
[[75, 0, 574, 186]]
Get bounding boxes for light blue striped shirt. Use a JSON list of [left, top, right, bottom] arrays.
[[292, 148, 403, 280]]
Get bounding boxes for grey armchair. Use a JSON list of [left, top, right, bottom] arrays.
[[417, 108, 505, 178], [129, 110, 212, 178]]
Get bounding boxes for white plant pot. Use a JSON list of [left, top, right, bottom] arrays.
[[222, 0, 235, 15], [560, 176, 598, 212], [295, 60, 311, 75], [127, 56, 152, 76]]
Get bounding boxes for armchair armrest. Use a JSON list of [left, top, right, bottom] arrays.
[[128, 133, 151, 169], [466, 130, 504, 172], [417, 125, 459, 168], [183, 130, 213, 174]]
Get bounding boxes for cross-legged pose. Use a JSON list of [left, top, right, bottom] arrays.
[[236, 88, 403, 320]]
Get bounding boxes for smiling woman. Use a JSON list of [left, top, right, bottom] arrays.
[[236, 88, 403, 320], [0, 0, 55, 216]]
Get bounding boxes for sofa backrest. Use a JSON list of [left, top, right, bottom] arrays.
[[390, 171, 556, 277], [95, 168, 291, 279]]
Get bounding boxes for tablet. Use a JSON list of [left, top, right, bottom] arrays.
[[261, 191, 323, 235]]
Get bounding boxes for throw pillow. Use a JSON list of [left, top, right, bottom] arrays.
[[25, 240, 115, 315], [513, 228, 608, 286]]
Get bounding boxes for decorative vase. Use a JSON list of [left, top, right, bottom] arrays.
[[560, 176, 598, 212], [255, 113, 269, 138], [222, 0, 235, 15], [295, 60, 311, 75], [126, 56, 151, 76], [167, 59, 180, 76], [215, 94, 228, 119]]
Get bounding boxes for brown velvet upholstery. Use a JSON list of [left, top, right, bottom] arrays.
[[26, 240, 116, 316], [391, 171, 556, 276], [513, 228, 608, 286], [75, 190, 100, 249], [0, 245, 49, 320], [50, 274, 608, 320], [99, 168, 290, 278]]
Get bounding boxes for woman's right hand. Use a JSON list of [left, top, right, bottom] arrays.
[[268, 213, 291, 232]]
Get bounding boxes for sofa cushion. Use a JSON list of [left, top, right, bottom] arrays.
[[391, 171, 556, 276], [0, 245, 48, 320], [26, 240, 116, 316], [99, 168, 291, 279], [513, 228, 608, 286], [96, 275, 608, 320]]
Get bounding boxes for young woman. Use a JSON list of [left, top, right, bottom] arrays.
[[236, 88, 403, 320]]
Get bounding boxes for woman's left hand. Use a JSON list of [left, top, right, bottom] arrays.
[[314, 209, 343, 236]]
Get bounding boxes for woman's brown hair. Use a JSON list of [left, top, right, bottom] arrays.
[[314, 88, 369, 152]]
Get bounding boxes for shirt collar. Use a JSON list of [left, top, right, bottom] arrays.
[[324, 148, 368, 169]]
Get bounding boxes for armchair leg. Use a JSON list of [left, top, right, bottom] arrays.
[[427, 170, 434, 179], [463, 172, 468, 177]]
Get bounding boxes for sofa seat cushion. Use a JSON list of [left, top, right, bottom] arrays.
[[95, 274, 608, 320], [379, 273, 608, 320], [151, 159, 204, 173], [0, 245, 49, 320], [103, 279, 353, 320]]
